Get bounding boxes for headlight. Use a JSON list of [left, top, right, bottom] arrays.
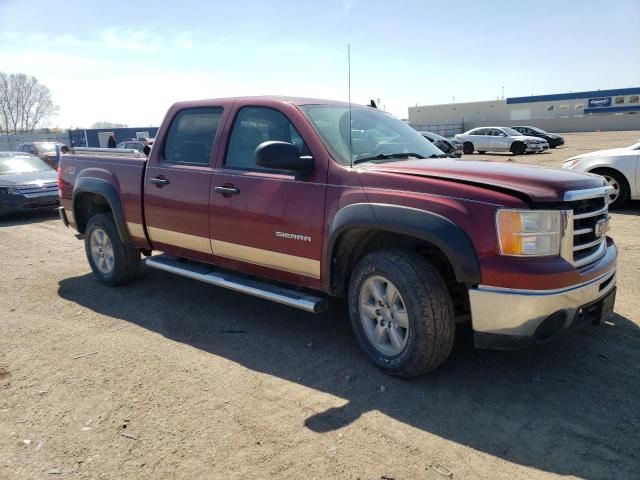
[[563, 158, 583, 169], [496, 209, 562, 256], [0, 187, 18, 196]]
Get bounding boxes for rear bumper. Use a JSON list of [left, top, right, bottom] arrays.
[[470, 263, 617, 349], [59, 206, 69, 227]]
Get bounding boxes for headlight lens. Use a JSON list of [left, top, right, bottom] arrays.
[[0, 187, 17, 196], [496, 209, 562, 256]]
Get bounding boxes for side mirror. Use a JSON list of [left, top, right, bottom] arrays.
[[143, 145, 151, 157], [255, 141, 313, 177]]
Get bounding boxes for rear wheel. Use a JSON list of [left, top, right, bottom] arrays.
[[84, 213, 140, 286], [463, 142, 474, 155], [593, 169, 629, 209], [511, 142, 525, 155], [348, 249, 455, 377]]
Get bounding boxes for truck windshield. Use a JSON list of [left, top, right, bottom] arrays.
[[299, 105, 443, 165]]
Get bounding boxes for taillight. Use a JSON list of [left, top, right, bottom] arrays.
[[57, 165, 63, 196]]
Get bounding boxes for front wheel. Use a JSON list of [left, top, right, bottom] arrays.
[[84, 213, 140, 286], [594, 169, 629, 209], [348, 249, 455, 377], [462, 142, 474, 155], [511, 142, 526, 155]]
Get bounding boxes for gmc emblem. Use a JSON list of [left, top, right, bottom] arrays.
[[595, 219, 607, 237]]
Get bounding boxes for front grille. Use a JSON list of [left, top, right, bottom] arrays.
[[15, 182, 58, 197], [569, 196, 608, 267]]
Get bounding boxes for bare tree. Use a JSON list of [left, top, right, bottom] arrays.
[[0, 71, 58, 134], [90, 121, 129, 129]]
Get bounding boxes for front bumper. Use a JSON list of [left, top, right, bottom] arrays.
[[470, 265, 616, 349], [525, 143, 548, 152], [0, 193, 59, 214]]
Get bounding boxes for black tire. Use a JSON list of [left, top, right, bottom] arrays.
[[348, 249, 455, 377], [463, 142, 474, 155], [592, 169, 630, 209], [510, 142, 525, 155], [478, 151, 486, 154], [84, 213, 140, 286]]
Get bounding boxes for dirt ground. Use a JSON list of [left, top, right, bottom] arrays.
[[1, 131, 639, 480]]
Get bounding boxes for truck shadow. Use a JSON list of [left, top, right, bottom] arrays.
[[58, 270, 640, 479]]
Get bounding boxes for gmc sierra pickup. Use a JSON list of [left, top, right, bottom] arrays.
[[58, 96, 617, 377]]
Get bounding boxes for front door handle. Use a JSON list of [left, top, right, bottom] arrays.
[[215, 185, 240, 197], [150, 176, 170, 187]]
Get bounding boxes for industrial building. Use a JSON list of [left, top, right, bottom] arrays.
[[409, 87, 640, 137]]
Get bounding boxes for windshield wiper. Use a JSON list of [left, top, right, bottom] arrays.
[[352, 152, 426, 165], [428, 153, 450, 158]]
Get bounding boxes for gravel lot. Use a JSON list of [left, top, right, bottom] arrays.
[[1, 131, 639, 479]]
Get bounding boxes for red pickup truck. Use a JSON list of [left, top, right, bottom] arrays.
[[58, 96, 617, 377]]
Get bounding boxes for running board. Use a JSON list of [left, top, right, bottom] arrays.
[[145, 254, 328, 313]]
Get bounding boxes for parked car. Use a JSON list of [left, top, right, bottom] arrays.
[[562, 139, 640, 209], [116, 138, 154, 153], [16, 142, 67, 169], [511, 126, 565, 148], [419, 131, 462, 157], [455, 127, 549, 155], [58, 96, 617, 377], [0, 152, 59, 215]]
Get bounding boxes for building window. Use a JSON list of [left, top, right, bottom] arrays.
[[629, 95, 639, 104], [575, 103, 584, 110], [559, 104, 569, 111], [546, 105, 555, 111], [615, 96, 625, 105]]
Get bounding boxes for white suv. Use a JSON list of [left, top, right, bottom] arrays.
[[455, 127, 549, 155]]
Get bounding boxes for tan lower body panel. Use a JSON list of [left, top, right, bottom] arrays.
[[126, 222, 146, 239], [142, 226, 320, 278], [147, 226, 212, 254], [211, 239, 320, 279]]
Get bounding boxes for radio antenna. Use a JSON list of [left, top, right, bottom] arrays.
[[348, 43, 353, 168]]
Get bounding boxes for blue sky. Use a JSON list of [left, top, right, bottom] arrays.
[[1, 0, 638, 127]]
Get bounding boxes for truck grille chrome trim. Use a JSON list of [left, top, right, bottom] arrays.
[[563, 186, 614, 202], [558, 192, 610, 268]]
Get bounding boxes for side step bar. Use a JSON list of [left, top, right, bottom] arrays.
[[145, 254, 328, 313]]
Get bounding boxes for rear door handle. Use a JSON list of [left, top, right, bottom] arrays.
[[150, 176, 170, 187], [215, 186, 240, 196]]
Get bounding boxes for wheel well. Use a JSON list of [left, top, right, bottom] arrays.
[[330, 229, 469, 316], [74, 192, 112, 233], [589, 167, 630, 191]]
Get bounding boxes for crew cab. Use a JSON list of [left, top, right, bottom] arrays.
[[58, 96, 617, 377]]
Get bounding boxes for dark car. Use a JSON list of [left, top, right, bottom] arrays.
[[418, 131, 463, 157], [16, 141, 67, 169], [0, 152, 59, 216], [511, 126, 564, 148]]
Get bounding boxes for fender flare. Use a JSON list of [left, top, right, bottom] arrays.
[[72, 177, 133, 246], [324, 203, 481, 290]]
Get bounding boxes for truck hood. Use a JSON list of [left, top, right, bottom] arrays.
[[360, 159, 604, 203], [0, 170, 57, 187]]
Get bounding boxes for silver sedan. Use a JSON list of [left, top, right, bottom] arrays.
[[455, 127, 549, 155]]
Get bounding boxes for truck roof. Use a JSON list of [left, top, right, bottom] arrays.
[[169, 95, 353, 110]]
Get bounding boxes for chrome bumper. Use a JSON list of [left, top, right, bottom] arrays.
[[470, 266, 616, 347]]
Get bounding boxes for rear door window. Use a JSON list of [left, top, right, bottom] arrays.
[[163, 107, 224, 166]]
